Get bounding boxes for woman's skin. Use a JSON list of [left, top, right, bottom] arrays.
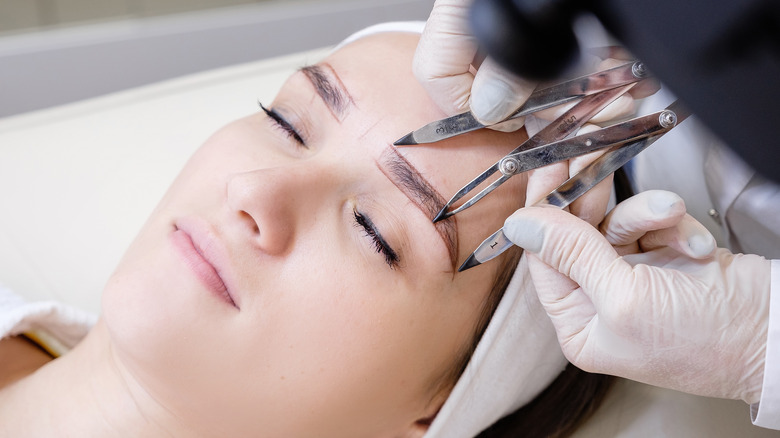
[[0, 33, 535, 437]]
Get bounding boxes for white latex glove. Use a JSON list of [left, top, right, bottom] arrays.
[[413, 0, 534, 129], [414, 0, 659, 130], [503, 190, 771, 404]]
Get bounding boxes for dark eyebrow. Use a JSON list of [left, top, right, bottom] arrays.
[[299, 63, 354, 120], [379, 147, 458, 269]]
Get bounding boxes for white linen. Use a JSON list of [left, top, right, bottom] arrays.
[[0, 284, 94, 356], [335, 21, 426, 49], [424, 257, 567, 438]]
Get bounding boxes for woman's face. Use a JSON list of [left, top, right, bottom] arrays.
[[102, 33, 528, 437]]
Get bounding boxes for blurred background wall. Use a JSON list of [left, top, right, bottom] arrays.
[[0, 0, 431, 117]]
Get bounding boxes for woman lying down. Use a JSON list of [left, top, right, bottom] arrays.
[[0, 24, 639, 437]]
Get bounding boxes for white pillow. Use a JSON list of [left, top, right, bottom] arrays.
[[0, 47, 330, 314]]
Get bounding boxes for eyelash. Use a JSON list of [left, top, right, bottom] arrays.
[[353, 210, 400, 269], [258, 99, 397, 268], [258, 102, 306, 147]]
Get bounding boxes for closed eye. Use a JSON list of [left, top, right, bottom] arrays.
[[259, 101, 307, 147], [353, 209, 400, 269]]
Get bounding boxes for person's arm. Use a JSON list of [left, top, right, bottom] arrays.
[[502, 190, 772, 409], [752, 260, 780, 429]]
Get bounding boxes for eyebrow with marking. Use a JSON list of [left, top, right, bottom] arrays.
[[379, 147, 459, 268], [299, 63, 354, 120]]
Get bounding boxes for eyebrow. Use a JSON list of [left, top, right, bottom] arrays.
[[379, 147, 459, 268], [299, 64, 354, 120]]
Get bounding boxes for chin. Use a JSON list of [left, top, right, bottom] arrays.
[[102, 258, 206, 364]]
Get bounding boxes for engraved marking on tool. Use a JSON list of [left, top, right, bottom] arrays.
[[557, 115, 577, 133]]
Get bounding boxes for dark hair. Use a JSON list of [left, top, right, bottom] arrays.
[[476, 366, 614, 437]]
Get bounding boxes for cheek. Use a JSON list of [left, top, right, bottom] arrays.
[[101, 230, 238, 386], [231, 256, 463, 436], [101, 231, 447, 436]]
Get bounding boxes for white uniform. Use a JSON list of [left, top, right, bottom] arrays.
[[632, 92, 780, 429]]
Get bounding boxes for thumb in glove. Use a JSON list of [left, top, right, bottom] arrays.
[[503, 193, 770, 404]]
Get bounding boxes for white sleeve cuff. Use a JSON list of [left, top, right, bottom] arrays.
[[752, 259, 780, 429]]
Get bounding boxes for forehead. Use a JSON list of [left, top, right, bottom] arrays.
[[324, 32, 529, 268], [324, 33, 439, 133]]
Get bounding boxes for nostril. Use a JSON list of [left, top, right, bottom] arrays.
[[239, 210, 259, 234]]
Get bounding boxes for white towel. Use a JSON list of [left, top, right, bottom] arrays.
[[0, 284, 96, 356]]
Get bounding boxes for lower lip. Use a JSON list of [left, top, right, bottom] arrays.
[[170, 228, 237, 308]]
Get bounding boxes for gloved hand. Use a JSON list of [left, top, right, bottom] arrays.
[[414, 0, 659, 130], [413, 0, 534, 130], [504, 190, 771, 404]]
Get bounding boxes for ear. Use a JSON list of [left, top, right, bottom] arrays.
[[404, 392, 448, 438]]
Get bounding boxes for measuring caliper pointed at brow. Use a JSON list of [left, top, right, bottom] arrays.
[[431, 79, 639, 223], [393, 61, 649, 146], [458, 100, 692, 272]]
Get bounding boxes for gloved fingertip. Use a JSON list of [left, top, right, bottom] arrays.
[[488, 117, 525, 132], [688, 233, 716, 258], [503, 210, 544, 253], [471, 81, 517, 125], [575, 124, 602, 135], [648, 190, 685, 217]]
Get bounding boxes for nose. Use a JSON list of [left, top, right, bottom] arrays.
[[226, 162, 336, 255]]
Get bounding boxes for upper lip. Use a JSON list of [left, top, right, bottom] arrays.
[[175, 217, 241, 309]]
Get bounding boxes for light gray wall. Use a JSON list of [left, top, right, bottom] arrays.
[[0, 0, 267, 33], [0, 0, 431, 117]]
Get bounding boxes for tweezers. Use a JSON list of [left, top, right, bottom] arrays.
[[458, 100, 691, 271], [394, 61, 648, 146]]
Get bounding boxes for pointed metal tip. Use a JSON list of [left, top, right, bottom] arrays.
[[393, 132, 418, 146], [432, 209, 451, 223], [458, 253, 481, 272]]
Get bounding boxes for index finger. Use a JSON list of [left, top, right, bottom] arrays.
[[413, 0, 478, 115]]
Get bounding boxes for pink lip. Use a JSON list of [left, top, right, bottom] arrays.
[[170, 220, 239, 309]]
